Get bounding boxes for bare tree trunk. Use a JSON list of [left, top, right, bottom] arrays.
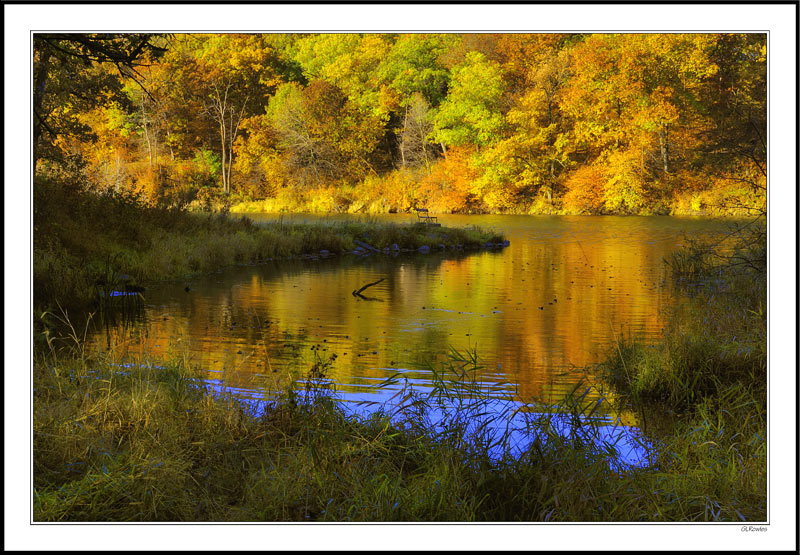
[[209, 83, 247, 195], [140, 94, 155, 169], [219, 120, 228, 193], [225, 96, 248, 195], [659, 124, 670, 174], [400, 105, 408, 169], [144, 124, 154, 168]]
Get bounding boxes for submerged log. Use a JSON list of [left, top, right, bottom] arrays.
[[354, 239, 381, 253], [352, 277, 385, 297]]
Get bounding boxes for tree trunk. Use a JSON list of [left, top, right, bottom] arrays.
[[220, 121, 228, 193], [33, 52, 51, 159], [143, 123, 153, 168], [400, 105, 408, 169], [659, 124, 670, 174]]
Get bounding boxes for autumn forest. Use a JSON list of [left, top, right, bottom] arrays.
[[30, 30, 772, 525], [34, 32, 766, 216]]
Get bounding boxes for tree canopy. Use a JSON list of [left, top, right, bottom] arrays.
[[34, 32, 766, 216]]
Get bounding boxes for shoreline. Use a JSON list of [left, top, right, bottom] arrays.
[[33, 181, 506, 312]]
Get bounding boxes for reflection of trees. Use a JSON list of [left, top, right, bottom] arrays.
[[86, 224, 683, 401]]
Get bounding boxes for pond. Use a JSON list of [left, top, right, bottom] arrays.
[[86, 214, 736, 465]]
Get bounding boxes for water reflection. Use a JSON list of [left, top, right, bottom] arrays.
[[87, 215, 732, 450]]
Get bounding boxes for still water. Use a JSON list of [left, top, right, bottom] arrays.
[[87, 215, 734, 464]]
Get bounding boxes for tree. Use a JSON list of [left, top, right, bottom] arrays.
[[398, 93, 435, 170], [179, 34, 286, 193], [268, 82, 330, 184], [33, 33, 166, 168], [430, 51, 507, 153], [472, 48, 573, 210], [697, 34, 766, 207], [376, 34, 453, 107], [268, 80, 385, 185]]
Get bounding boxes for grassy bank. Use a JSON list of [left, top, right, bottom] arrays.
[[595, 225, 767, 520], [33, 331, 766, 522], [602, 273, 766, 409], [602, 219, 766, 409], [34, 180, 504, 311], [33, 185, 767, 522]]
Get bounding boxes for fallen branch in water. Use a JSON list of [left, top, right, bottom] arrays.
[[352, 278, 385, 297]]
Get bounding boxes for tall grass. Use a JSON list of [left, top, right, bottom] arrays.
[[34, 179, 503, 311], [611, 232, 766, 409], [592, 234, 767, 521], [665, 215, 766, 280], [33, 336, 766, 522], [32, 196, 766, 522]]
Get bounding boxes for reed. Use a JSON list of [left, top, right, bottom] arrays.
[[33, 337, 766, 522], [34, 179, 503, 312], [609, 244, 766, 410]]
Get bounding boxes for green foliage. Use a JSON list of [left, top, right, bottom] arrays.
[[35, 33, 766, 215], [376, 34, 453, 106], [430, 52, 507, 149], [193, 148, 222, 177]]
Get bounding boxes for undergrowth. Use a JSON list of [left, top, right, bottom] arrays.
[[33, 336, 766, 522], [34, 178, 502, 312]]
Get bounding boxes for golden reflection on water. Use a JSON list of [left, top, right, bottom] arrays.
[[89, 215, 730, 416]]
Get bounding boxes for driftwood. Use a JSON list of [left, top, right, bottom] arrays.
[[354, 239, 380, 253], [352, 277, 385, 297]]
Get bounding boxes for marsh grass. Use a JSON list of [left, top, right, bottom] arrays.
[[34, 333, 766, 522], [34, 180, 503, 311], [592, 237, 767, 521], [665, 216, 766, 280], [609, 256, 766, 410]]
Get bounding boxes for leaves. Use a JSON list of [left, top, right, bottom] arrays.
[[35, 33, 766, 216]]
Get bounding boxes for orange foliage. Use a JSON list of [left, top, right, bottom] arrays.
[[562, 165, 606, 214], [416, 147, 478, 213], [38, 33, 765, 216]]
